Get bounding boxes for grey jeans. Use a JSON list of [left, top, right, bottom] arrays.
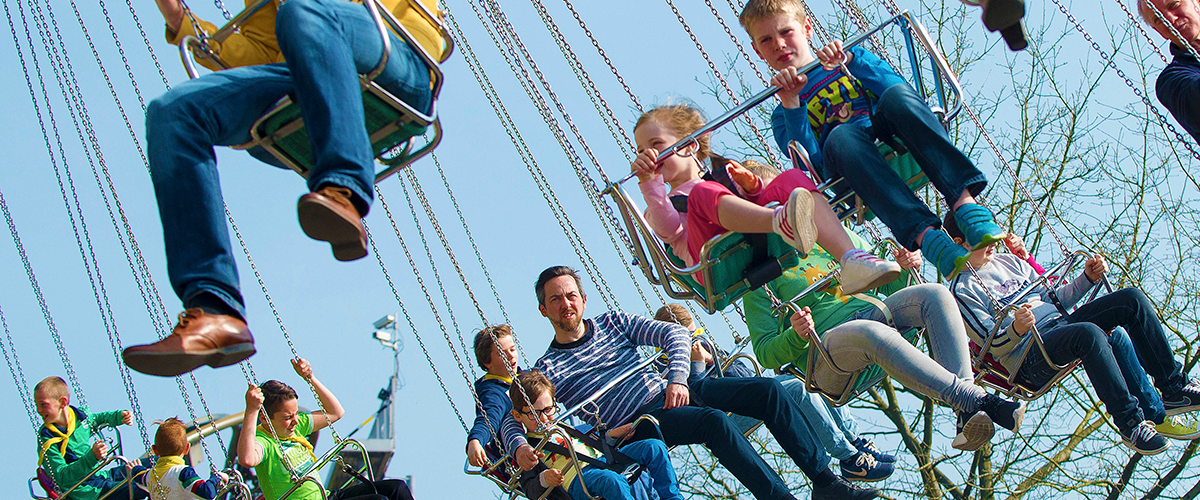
[[811, 283, 986, 413]]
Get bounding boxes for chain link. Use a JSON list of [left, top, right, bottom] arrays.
[[1114, 0, 1171, 65], [0, 302, 39, 429]]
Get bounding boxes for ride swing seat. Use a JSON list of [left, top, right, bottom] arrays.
[[965, 250, 1112, 401], [604, 11, 963, 314], [29, 424, 138, 500], [178, 0, 453, 183]]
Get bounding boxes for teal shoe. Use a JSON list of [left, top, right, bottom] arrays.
[[922, 230, 970, 279], [954, 203, 1006, 251]]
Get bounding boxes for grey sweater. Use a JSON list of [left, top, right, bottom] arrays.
[[948, 254, 1097, 373]]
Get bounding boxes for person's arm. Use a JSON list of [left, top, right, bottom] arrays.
[[637, 178, 689, 263], [466, 383, 508, 466], [292, 358, 344, 432], [91, 409, 129, 429], [179, 466, 227, 500], [39, 437, 101, 488], [618, 312, 691, 387], [1157, 63, 1200, 141], [237, 384, 266, 468], [164, 0, 281, 71], [949, 277, 1013, 345], [842, 46, 907, 98], [743, 286, 811, 369], [772, 104, 825, 175], [1053, 255, 1102, 310]]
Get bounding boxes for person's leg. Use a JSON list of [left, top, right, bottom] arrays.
[[618, 439, 684, 500], [1106, 326, 1166, 424], [757, 170, 856, 259], [773, 375, 856, 462], [274, 0, 432, 212], [1019, 323, 1144, 429], [648, 405, 795, 500], [567, 465, 634, 500], [860, 283, 975, 381]]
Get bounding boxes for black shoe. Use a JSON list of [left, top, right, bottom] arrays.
[[978, 393, 1025, 432], [1121, 420, 1171, 455], [951, 410, 995, 451], [812, 475, 878, 500], [1163, 378, 1200, 416]]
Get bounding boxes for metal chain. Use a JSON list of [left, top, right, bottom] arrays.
[[1114, 0, 1170, 65], [122, 0, 170, 89], [0, 302, 39, 430], [365, 221, 470, 432], [1146, 0, 1200, 61], [661, 0, 784, 167], [557, 0, 644, 111], [702, 0, 769, 87]]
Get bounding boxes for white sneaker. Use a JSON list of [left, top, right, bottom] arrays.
[[772, 188, 818, 257], [839, 252, 902, 295]]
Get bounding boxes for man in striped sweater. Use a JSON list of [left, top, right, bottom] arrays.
[[500, 266, 877, 500]]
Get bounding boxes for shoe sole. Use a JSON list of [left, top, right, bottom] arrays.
[[1158, 429, 1200, 440], [1123, 438, 1171, 456], [298, 198, 368, 261], [952, 411, 995, 451], [841, 469, 893, 482], [982, 0, 1025, 31], [971, 232, 1007, 252], [840, 267, 902, 296], [1164, 403, 1200, 417], [123, 343, 256, 377], [786, 188, 818, 258]]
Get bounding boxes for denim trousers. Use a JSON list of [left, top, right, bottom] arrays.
[[567, 439, 682, 500], [822, 84, 987, 250], [145, 0, 431, 316], [814, 283, 986, 413], [644, 375, 825, 500], [728, 375, 861, 464], [1017, 288, 1184, 429]]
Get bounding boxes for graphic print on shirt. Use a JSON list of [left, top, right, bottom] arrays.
[[803, 73, 870, 135], [279, 440, 319, 480], [781, 252, 851, 304]]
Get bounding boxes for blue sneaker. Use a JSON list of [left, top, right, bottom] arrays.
[[839, 451, 894, 482], [954, 203, 1006, 251], [921, 229, 970, 279], [851, 437, 895, 463]]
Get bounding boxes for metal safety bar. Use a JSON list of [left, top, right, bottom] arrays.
[[34, 455, 138, 500], [276, 438, 372, 500], [552, 354, 662, 432]]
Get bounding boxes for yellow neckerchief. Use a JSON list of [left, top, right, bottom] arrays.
[[257, 423, 316, 466], [38, 407, 77, 466], [149, 455, 186, 492], [482, 373, 513, 384]]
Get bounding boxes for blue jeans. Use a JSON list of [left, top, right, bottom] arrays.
[[1017, 288, 1185, 430], [729, 375, 861, 464], [823, 84, 987, 250], [145, 0, 431, 316], [566, 440, 682, 500], [644, 375, 826, 500]]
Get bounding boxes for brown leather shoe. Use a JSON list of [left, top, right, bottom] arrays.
[[122, 309, 255, 377], [297, 186, 368, 261]]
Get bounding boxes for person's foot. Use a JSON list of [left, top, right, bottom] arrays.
[[981, 0, 1025, 32], [122, 309, 255, 377], [298, 186, 367, 261], [1156, 414, 1200, 440], [839, 451, 894, 482], [852, 437, 895, 463], [1121, 420, 1171, 455], [772, 188, 818, 258], [1163, 378, 1200, 416], [951, 410, 995, 451], [812, 475, 878, 500], [920, 229, 970, 279], [953, 203, 1007, 251], [838, 251, 902, 295], [978, 393, 1025, 432]]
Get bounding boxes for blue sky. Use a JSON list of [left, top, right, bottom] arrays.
[[0, 0, 1184, 497]]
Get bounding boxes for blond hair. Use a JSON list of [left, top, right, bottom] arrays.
[[1137, 0, 1161, 26], [154, 418, 189, 457], [654, 303, 694, 328], [34, 376, 69, 401], [635, 103, 712, 163], [742, 160, 780, 181], [739, 0, 808, 32]]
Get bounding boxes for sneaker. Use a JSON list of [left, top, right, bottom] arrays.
[[812, 475, 878, 500], [953, 203, 1007, 251], [951, 410, 995, 451], [1121, 420, 1171, 455], [1163, 378, 1200, 416], [839, 451, 894, 482], [772, 188, 818, 258], [920, 229, 971, 279], [978, 393, 1025, 432], [839, 251, 902, 295], [851, 437, 895, 463], [1156, 414, 1200, 440]]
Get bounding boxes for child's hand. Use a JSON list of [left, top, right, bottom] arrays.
[[121, 410, 133, 426], [245, 384, 264, 410], [92, 440, 109, 460], [630, 149, 662, 182], [515, 444, 544, 471], [1004, 233, 1029, 260], [726, 162, 762, 194], [541, 468, 564, 488], [466, 439, 489, 468], [291, 358, 313, 380], [215, 471, 230, 485], [770, 67, 807, 109], [815, 40, 853, 69], [788, 307, 815, 339], [892, 247, 922, 271], [1085, 254, 1107, 282], [690, 340, 713, 365], [1012, 304, 1035, 335], [606, 423, 633, 440]]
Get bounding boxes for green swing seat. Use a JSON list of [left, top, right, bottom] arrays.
[[662, 233, 800, 314]]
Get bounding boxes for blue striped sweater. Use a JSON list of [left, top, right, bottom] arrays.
[[502, 311, 691, 452]]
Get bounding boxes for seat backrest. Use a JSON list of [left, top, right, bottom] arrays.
[[36, 468, 60, 500]]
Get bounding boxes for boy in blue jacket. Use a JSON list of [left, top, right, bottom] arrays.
[[466, 324, 522, 468], [739, 0, 1007, 280]]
